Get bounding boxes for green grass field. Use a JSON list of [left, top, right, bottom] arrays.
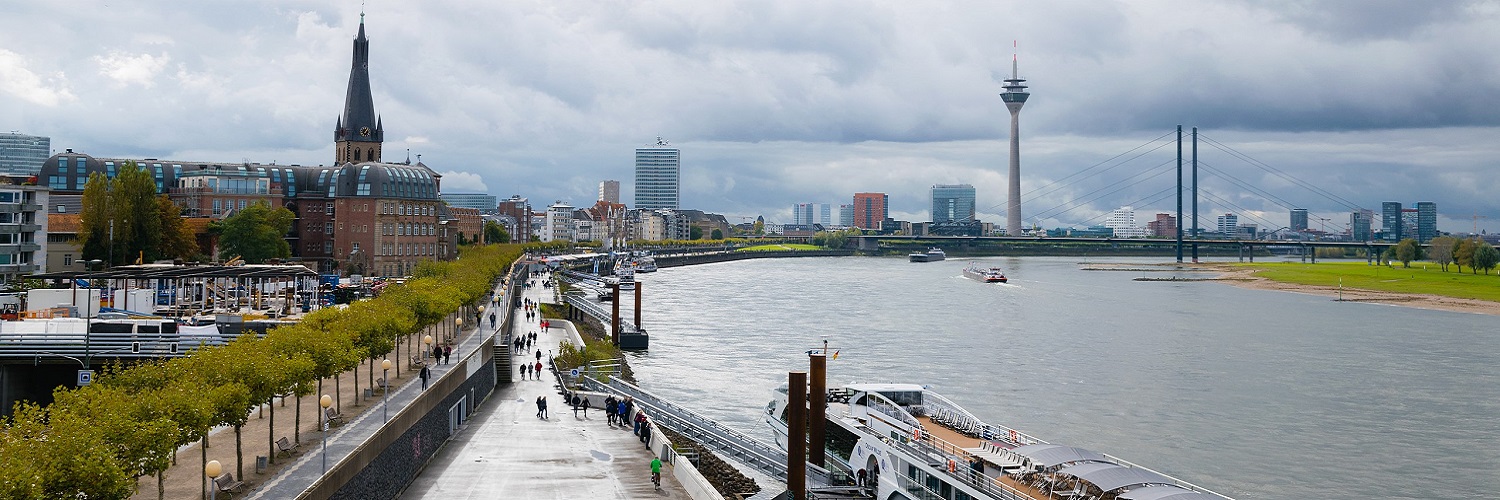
[[1238, 260, 1500, 302], [737, 243, 822, 252]]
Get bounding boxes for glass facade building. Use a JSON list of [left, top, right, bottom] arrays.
[[930, 184, 975, 223], [440, 193, 498, 214], [0, 133, 50, 176], [1381, 202, 1403, 241], [634, 142, 680, 210], [1416, 201, 1437, 242]]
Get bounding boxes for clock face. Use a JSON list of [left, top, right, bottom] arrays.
[[359, 127, 371, 137]]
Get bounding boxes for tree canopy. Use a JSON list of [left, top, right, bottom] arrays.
[[213, 201, 294, 263], [483, 220, 509, 244], [76, 161, 195, 265]]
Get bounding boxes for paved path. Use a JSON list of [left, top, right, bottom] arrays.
[[399, 273, 690, 499], [245, 279, 510, 500]]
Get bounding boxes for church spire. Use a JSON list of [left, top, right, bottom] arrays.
[[335, 13, 382, 163]]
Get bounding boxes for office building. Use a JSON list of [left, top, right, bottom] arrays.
[[1350, 209, 1373, 242], [599, 180, 620, 204], [1147, 213, 1177, 238], [497, 195, 532, 242], [852, 193, 888, 230], [634, 139, 679, 210], [1381, 202, 1403, 241], [838, 204, 853, 228], [1416, 201, 1437, 242], [0, 133, 50, 176], [1104, 206, 1144, 238], [441, 193, 498, 214], [0, 178, 49, 283], [1216, 213, 1238, 235], [1290, 208, 1308, 232], [931, 184, 976, 224], [542, 202, 575, 242]]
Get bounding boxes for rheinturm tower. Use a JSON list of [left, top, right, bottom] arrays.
[[1001, 49, 1029, 236], [335, 14, 384, 163]]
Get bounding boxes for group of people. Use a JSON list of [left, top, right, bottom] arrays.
[[518, 359, 545, 380], [431, 343, 452, 365], [602, 395, 636, 427], [512, 331, 537, 351]]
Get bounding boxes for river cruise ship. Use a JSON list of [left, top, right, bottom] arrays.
[[767, 383, 1233, 500]]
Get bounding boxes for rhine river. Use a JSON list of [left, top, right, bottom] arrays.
[[622, 256, 1499, 500]]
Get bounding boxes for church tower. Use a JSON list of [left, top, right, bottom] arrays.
[[335, 14, 383, 164]]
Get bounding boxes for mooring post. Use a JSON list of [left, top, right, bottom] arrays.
[[788, 371, 807, 500], [610, 283, 620, 345], [809, 349, 827, 468], [633, 282, 642, 330]]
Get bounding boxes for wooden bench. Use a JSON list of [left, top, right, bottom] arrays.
[[324, 407, 345, 427], [213, 472, 246, 498], [276, 436, 299, 457], [410, 355, 426, 367], [376, 377, 390, 392]]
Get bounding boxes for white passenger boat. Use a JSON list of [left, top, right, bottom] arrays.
[[766, 383, 1233, 500]]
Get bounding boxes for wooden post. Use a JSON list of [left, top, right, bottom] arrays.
[[788, 371, 807, 500], [633, 282, 642, 330], [610, 283, 620, 345]]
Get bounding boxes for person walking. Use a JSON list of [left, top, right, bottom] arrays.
[[520, 363, 529, 380], [580, 396, 591, 418], [604, 395, 618, 425], [535, 350, 542, 362], [534, 361, 543, 380], [433, 344, 443, 364], [443, 344, 452, 365], [537, 396, 548, 419], [419, 364, 430, 389], [571, 394, 581, 417], [535, 396, 544, 418]]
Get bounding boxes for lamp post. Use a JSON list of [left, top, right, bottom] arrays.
[[319, 394, 333, 473], [381, 359, 393, 422], [423, 334, 433, 362], [205, 459, 221, 500], [454, 317, 463, 343], [478, 305, 485, 330]]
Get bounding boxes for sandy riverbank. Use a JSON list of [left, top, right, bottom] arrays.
[[1115, 262, 1500, 316]]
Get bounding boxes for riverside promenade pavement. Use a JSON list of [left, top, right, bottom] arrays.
[[399, 274, 690, 498], [243, 278, 512, 500]]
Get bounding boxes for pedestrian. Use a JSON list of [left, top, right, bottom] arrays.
[[640, 420, 652, 447], [634, 411, 646, 436], [617, 400, 628, 426], [580, 396, 590, 418], [443, 344, 452, 364], [535, 396, 544, 418], [433, 344, 442, 364], [537, 396, 548, 419], [605, 396, 617, 425], [489, 312, 496, 327], [571, 394, 582, 417], [535, 350, 542, 362], [534, 361, 543, 379], [856, 468, 867, 487], [521, 363, 529, 380], [419, 364, 430, 389]]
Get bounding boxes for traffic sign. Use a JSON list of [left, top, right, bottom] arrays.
[[77, 370, 95, 386], [570, 368, 580, 378]]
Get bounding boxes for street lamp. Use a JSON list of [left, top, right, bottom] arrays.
[[319, 394, 333, 473], [205, 459, 222, 500], [454, 317, 463, 342], [380, 359, 393, 422], [423, 334, 434, 362]]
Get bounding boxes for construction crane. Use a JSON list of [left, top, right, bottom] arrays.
[[1472, 212, 1489, 235]]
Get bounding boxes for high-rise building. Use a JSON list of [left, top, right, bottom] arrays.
[[1216, 213, 1238, 235], [1381, 202, 1403, 241], [1290, 208, 1308, 232], [852, 193, 888, 230], [0, 133, 50, 176], [931, 184, 976, 223], [1147, 213, 1177, 238], [498, 195, 532, 241], [838, 204, 854, 228], [1104, 206, 1143, 238], [1350, 209, 1373, 242], [818, 204, 831, 226], [542, 202, 575, 242], [1001, 49, 1030, 236], [634, 138, 679, 210], [599, 180, 620, 204], [1416, 201, 1437, 242], [792, 203, 815, 226], [441, 193, 498, 214]]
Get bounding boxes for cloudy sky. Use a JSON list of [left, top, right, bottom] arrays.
[[4, 0, 1499, 232]]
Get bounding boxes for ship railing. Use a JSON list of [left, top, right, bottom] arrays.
[[1097, 453, 1237, 499], [864, 391, 923, 429], [923, 392, 1045, 447], [910, 433, 1035, 500]]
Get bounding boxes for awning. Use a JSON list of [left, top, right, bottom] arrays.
[[1010, 444, 1109, 468], [1118, 485, 1219, 500], [1058, 462, 1173, 493]]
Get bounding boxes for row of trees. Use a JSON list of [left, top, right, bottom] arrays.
[[1391, 236, 1500, 274], [0, 244, 525, 499]]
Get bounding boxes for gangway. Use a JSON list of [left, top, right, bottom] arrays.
[[562, 293, 640, 333], [578, 376, 795, 481]]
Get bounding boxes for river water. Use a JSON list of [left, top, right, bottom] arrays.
[[621, 256, 1499, 500]]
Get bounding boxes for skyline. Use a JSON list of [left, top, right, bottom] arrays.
[[3, 1, 1500, 231]]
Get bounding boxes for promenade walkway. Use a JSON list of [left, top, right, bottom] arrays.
[[399, 274, 690, 498]]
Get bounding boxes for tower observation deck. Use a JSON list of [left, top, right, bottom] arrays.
[[1002, 50, 1029, 236]]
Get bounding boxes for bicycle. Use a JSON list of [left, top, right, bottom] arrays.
[[652, 471, 661, 491]]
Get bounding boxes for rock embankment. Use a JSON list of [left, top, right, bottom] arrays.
[[658, 427, 762, 499]]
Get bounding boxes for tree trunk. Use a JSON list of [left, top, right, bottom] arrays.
[[157, 471, 164, 500], [368, 356, 375, 399], [235, 424, 243, 481], [295, 393, 302, 444], [335, 375, 341, 413], [201, 435, 207, 500], [353, 362, 360, 407], [268, 397, 276, 465]]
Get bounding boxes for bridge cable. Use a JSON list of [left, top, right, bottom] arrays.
[[1198, 133, 1365, 212], [1030, 159, 1178, 224]]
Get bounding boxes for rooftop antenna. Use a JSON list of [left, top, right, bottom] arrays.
[[1012, 40, 1019, 80], [360, 2, 365, 23], [406, 148, 411, 164]]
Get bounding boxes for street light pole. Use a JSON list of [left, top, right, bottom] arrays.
[[319, 394, 333, 473], [205, 459, 221, 500], [381, 359, 392, 422]]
